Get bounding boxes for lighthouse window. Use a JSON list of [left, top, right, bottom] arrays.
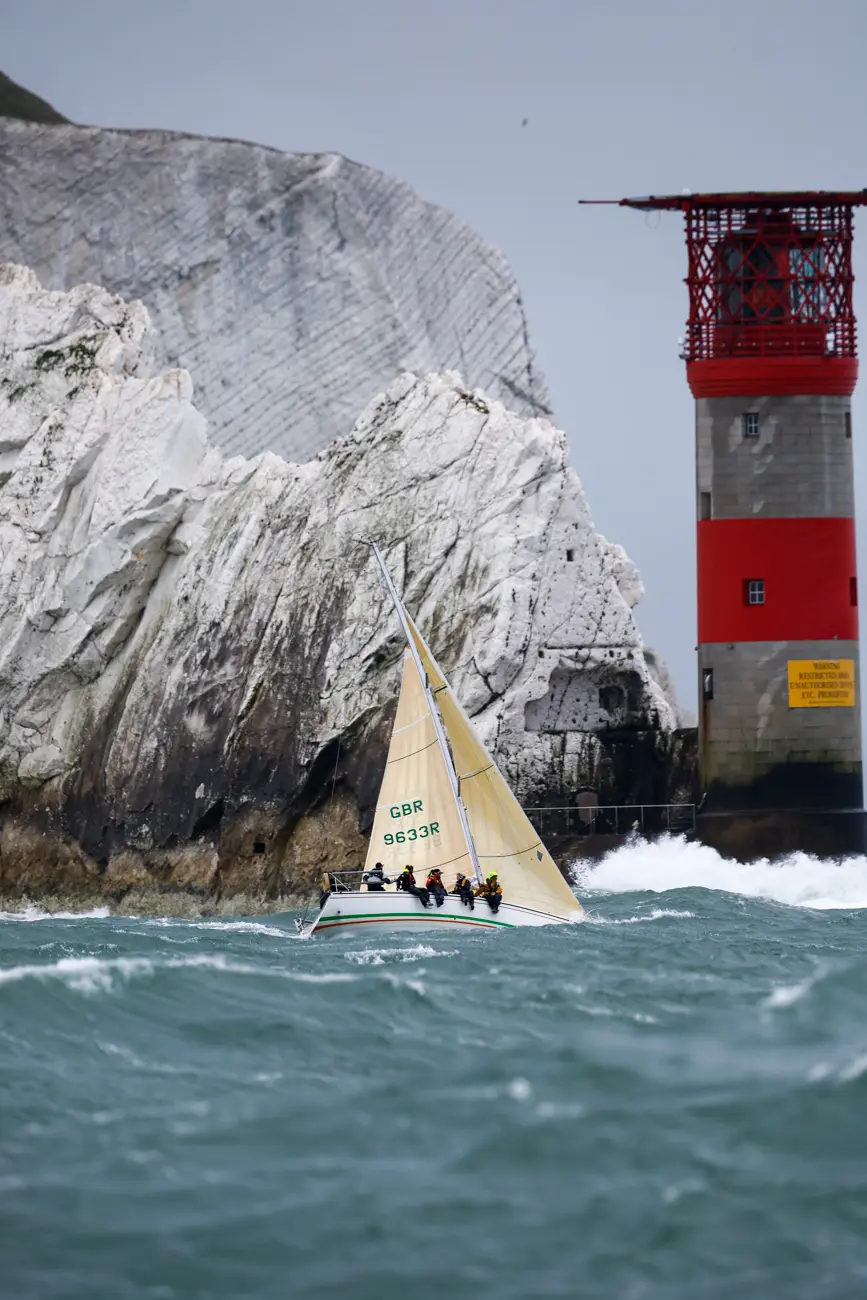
[[790, 245, 826, 321], [702, 669, 714, 701], [720, 241, 783, 321], [742, 412, 760, 439], [744, 578, 765, 606], [845, 411, 852, 439]]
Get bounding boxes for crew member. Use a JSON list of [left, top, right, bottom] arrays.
[[363, 862, 391, 892], [396, 865, 430, 908], [451, 872, 475, 910], [425, 868, 447, 907], [319, 871, 332, 909], [476, 872, 503, 913]]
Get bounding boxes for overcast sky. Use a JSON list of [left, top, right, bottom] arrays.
[[4, 0, 867, 712]]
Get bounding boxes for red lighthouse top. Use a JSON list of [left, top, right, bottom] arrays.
[[601, 190, 867, 397]]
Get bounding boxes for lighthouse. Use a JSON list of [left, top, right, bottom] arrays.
[[616, 192, 865, 857]]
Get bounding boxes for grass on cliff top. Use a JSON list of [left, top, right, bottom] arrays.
[[0, 71, 69, 125]]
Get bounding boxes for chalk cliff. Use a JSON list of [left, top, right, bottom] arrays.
[[0, 267, 674, 912], [0, 118, 550, 465]]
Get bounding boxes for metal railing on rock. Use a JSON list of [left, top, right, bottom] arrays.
[[524, 804, 696, 838]]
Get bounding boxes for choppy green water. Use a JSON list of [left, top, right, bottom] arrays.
[[3, 837, 867, 1299]]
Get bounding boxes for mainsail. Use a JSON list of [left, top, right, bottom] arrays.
[[406, 615, 583, 921], [363, 648, 473, 884]]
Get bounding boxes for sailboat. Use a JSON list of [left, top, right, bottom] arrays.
[[307, 544, 585, 936]]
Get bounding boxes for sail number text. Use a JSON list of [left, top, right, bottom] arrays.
[[384, 799, 439, 844], [390, 801, 424, 818], [384, 823, 440, 845]]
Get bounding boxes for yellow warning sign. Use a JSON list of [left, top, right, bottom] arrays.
[[788, 659, 856, 708]]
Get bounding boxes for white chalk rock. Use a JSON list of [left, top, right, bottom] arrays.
[[0, 120, 551, 465], [0, 267, 674, 854]]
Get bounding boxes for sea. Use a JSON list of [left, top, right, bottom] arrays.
[[2, 836, 867, 1300]]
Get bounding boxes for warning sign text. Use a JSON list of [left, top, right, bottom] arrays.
[[787, 659, 856, 708]]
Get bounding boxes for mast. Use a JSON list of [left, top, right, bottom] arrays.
[[369, 542, 483, 885]]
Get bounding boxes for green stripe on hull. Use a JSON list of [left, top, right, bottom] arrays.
[[313, 911, 512, 932]]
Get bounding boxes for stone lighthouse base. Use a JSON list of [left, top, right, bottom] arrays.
[[694, 808, 867, 862]]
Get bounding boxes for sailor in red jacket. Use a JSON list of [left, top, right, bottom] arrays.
[[425, 868, 447, 907]]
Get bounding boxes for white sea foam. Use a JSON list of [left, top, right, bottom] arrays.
[[0, 952, 358, 993], [764, 981, 811, 1009], [804, 1054, 867, 1084], [181, 920, 290, 939], [763, 967, 828, 1009], [838, 1052, 867, 1082], [98, 1040, 153, 1068], [0, 906, 111, 922], [574, 835, 867, 910], [0, 955, 153, 992], [507, 1077, 533, 1102], [662, 1178, 706, 1205], [535, 1100, 584, 1120], [586, 907, 695, 927], [140, 918, 291, 938], [566, 995, 659, 1025], [382, 971, 427, 996], [344, 945, 456, 966]]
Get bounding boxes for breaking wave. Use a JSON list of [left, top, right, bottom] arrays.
[[586, 907, 695, 926], [343, 945, 456, 965], [573, 835, 867, 910], [140, 918, 293, 939], [0, 953, 359, 993], [763, 966, 829, 1009], [0, 905, 111, 922]]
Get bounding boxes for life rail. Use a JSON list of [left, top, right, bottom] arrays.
[[321, 868, 482, 894], [322, 869, 366, 892]]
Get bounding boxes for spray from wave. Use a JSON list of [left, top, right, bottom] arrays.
[[586, 907, 695, 926], [344, 945, 457, 965], [139, 918, 292, 939], [572, 835, 867, 911], [0, 906, 111, 922], [0, 953, 360, 994]]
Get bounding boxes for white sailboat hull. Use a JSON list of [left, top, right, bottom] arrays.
[[308, 890, 582, 936]]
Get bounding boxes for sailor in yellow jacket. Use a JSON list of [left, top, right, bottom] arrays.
[[475, 872, 503, 913]]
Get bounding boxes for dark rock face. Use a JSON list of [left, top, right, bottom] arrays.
[[0, 71, 68, 125], [522, 727, 698, 864], [694, 809, 867, 862]]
